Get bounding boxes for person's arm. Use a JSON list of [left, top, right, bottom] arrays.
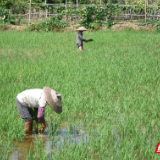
[[79, 32, 88, 43], [82, 39, 88, 43], [37, 107, 46, 129]]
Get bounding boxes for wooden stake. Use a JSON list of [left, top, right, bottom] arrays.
[[28, 0, 31, 25], [45, 0, 47, 18], [145, 0, 147, 23]]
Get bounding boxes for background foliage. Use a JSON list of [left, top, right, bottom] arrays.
[[0, 6, 15, 24], [1, 3, 160, 29], [0, 0, 159, 9]]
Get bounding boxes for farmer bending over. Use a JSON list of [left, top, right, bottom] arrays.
[[15, 86, 62, 135], [76, 26, 88, 51]]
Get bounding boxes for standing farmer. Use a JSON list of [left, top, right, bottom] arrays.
[[15, 86, 62, 135], [76, 26, 88, 51]]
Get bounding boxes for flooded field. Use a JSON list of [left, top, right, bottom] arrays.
[[10, 122, 88, 160], [1, 31, 160, 159]]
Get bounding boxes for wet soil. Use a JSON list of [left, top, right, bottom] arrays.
[[10, 122, 88, 160]]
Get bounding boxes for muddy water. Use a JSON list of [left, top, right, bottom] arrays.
[[10, 122, 88, 160]]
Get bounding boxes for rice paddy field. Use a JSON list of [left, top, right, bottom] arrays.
[[0, 29, 160, 160]]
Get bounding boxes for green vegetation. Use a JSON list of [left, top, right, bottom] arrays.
[[0, 7, 15, 24], [0, 30, 160, 159], [137, 19, 160, 32], [25, 4, 160, 31], [1, 2, 160, 29], [1, 1, 160, 29], [28, 11, 69, 31]]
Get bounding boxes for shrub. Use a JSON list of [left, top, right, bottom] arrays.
[[28, 13, 69, 31], [0, 7, 15, 24]]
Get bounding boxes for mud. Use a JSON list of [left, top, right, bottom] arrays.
[[10, 122, 88, 160]]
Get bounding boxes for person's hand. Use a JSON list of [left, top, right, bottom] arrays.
[[42, 122, 46, 129]]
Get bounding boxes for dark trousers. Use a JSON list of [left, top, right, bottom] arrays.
[[15, 97, 38, 122]]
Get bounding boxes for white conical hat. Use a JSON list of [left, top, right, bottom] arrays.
[[76, 26, 88, 31], [43, 86, 62, 114]]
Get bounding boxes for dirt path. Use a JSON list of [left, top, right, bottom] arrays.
[[110, 21, 156, 31], [2, 21, 157, 31]]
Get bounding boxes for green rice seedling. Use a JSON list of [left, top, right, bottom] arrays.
[[0, 30, 160, 159]]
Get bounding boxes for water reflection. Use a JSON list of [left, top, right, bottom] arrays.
[[11, 136, 36, 160], [10, 122, 88, 160]]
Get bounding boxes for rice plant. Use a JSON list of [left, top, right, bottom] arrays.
[[0, 30, 160, 159]]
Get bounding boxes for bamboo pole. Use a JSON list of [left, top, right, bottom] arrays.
[[66, 0, 67, 21], [146, 0, 148, 5], [45, 0, 47, 18], [145, 0, 147, 22], [76, 0, 78, 9], [28, 0, 31, 25]]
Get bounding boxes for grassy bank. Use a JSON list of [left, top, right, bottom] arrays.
[[0, 30, 160, 159]]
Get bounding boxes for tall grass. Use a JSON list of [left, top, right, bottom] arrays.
[[0, 30, 160, 159]]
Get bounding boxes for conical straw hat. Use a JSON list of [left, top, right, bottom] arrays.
[[76, 26, 88, 31], [43, 86, 62, 114]]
